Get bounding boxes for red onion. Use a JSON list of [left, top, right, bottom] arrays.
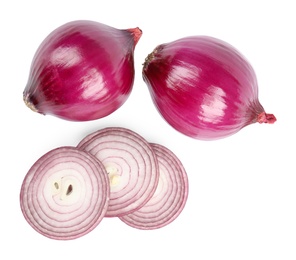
[[23, 20, 142, 121], [142, 36, 276, 140], [119, 143, 188, 230], [20, 146, 110, 240], [77, 127, 159, 217]]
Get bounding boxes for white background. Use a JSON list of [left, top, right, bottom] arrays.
[[1, 0, 295, 259]]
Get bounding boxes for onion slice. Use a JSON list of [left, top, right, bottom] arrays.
[[119, 143, 189, 230], [20, 146, 110, 240], [77, 127, 160, 217]]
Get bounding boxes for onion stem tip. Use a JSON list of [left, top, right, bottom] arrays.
[[258, 112, 277, 124], [127, 27, 142, 46]]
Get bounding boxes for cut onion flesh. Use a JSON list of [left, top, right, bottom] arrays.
[[77, 127, 160, 217], [20, 146, 110, 240], [119, 143, 189, 230]]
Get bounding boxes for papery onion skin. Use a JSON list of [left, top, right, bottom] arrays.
[[23, 20, 142, 121], [143, 36, 276, 140], [20, 146, 110, 240]]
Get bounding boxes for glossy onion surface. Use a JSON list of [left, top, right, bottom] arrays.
[[143, 36, 276, 140], [23, 20, 142, 121]]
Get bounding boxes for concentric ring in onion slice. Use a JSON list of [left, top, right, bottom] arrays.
[[20, 146, 110, 240], [119, 143, 189, 230], [77, 127, 160, 217]]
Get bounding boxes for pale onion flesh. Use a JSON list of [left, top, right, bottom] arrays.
[[77, 127, 160, 217], [119, 143, 189, 230], [20, 146, 110, 240]]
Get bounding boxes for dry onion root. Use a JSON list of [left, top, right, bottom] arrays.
[[20, 127, 188, 239]]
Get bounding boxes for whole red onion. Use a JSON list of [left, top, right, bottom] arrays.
[[142, 36, 276, 140], [23, 20, 142, 121]]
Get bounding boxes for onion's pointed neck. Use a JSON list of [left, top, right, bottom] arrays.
[[126, 27, 142, 47], [257, 112, 277, 124]]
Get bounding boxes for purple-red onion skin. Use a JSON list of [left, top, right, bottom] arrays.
[[143, 36, 276, 140], [23, 20, 142, 121]]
